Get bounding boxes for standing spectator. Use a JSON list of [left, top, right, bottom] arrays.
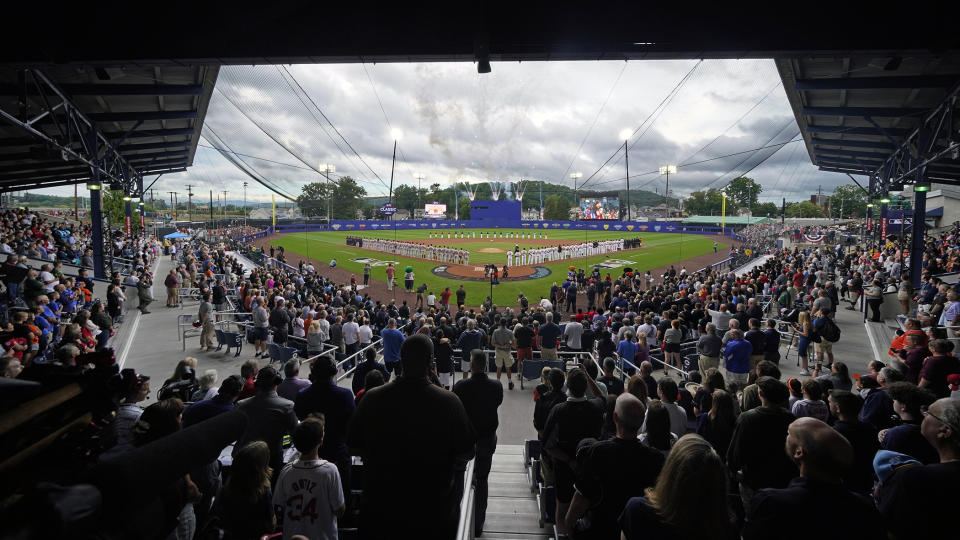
[[563, 314, 583, 352], [877, 397, 960, 539], [642, 377, 687, 438], [380, 318, 404, 379], [828, 389, 879, 495], [662, 319, 684, 372], [514, 317, 536, 373], [568, 394, 665, 539], [537, 312, 562, 362], [860, 367, 898, 430], [212, 280, 226, 312], [791, 379, 829, 422], [453, 349, 504, 537], [743, 418, 884, 539], [198, 292, 214, 351], [456, 285, 466, 307], [697, 323, 722, 375], [342, 313, 360, 358], [183, 374, 244, 427], [353, 346, 389, 395], [542, 368, 604, 535], [103, 368, 150, 453], [347, 334, 476, 539], [273, 417, 345, 540], [252, 298, 269, 358], [763, 319, 781, 365], [864, 278, 884, 322], [268, 298, 291, 347], [295, 356, 356, 505], [215, 441, 276, 540], [597, 357, 625, 396], [363, 262, 371, 286], [491, 318, 517, 389], [136, 273, 152, 314], [456, 319, 485, 362], [722, 329, 752, 387], [277, 359, 311, 401], [696, 389, 737, 458], [727, 376, 798, 508], [234, 366, 298, 478], [793, 311, 813, 375], [617, 332, 638, 371], [619, 435, 735, 539], [879, 382, 939, 464], [919, 339, 960, 398]]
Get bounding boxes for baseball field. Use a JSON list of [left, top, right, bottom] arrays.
[[265, 229, 727, 306]]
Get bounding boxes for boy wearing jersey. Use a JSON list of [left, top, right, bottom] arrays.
[[273, 417, 345, 540]]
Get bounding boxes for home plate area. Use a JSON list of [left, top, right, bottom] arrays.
[[432, 264, 552, 282]]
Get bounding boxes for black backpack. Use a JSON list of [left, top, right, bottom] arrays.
[[816, 316, 842, 343]]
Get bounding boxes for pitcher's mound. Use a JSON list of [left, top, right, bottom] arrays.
[[477, 247, 504, 253]]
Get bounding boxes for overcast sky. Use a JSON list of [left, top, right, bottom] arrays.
[[39, 59, 854, 205]]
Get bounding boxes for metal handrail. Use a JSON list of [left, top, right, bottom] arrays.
[[455, 457, 477, 540], [335, 341, 383, 382]]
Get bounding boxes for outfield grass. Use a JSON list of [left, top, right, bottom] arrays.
[[269, 229, 725, 306]]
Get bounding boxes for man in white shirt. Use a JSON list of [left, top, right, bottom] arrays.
[[342, 313, 360, 357], [426, 291, 436, 309], [563, 315, 583, 352], [641, 377, 688, 438]]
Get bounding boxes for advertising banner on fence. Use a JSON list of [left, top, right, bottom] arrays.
[[273, 219, 738, 237]]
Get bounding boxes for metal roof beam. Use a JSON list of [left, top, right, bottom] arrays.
[[0, 167, 187, 192], [795, 76, 960, 90], [109, 127, 196, 140], [805, 125, 912, 137], [802, 107, 927, 118], [815, 149, 890, 160], [819, 166, 870, 175], [87, 110, 198, 122], [810, 138, 895, 150], [118, 141, 191, 152], [0, 83, 204, 96]]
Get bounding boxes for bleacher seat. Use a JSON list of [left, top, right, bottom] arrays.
[[267, 343, 297, 365], [222, 331, 243, 357], [523, 439, 541, 468], [537, 482, 556, 528], [214, 329, 226, 351], [682, 354, 700, 373]]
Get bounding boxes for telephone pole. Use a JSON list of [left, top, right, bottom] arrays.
[[186, 185, 194, 222], [242, 182, 248, 228], [222, 190, 228, 223], [168, 191, 176, 220]]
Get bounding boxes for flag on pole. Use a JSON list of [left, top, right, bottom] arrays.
[[272, 194, 276, 227]]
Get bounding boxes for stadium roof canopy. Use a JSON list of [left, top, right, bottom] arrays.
[[0, 66, 218, 194], [682, 216, 774, 225], [0, 5, 957, 196], [776, 56, 960, 189]]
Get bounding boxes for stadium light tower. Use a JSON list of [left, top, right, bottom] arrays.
[[659, 165, 677, 219], [388, 129, 402, 205], [570, 172, 583, 219], [319, 163, 336, 223], [414, 173, 425, 214], [619, 129, 633, 220]]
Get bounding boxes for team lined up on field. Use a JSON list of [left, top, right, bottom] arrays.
[[506, 239, 628, 267], [351, 237, 472, 264]]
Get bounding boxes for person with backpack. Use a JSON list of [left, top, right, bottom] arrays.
[[812, 307, 840, 370]]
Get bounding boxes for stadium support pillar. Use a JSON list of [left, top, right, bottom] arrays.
[[125, 199, 132, 238], [909, 180, 927, 288], [89, 186, 105, 279]]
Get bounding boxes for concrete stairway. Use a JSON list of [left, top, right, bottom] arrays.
[[480, 444, 550, 539]]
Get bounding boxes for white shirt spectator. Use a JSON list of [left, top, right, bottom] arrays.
[[563, 321, 583, 349], [358, 324, 373, 345], [273, 459, 344, 540], [40, 270, 57, 292], [342, 321, 360, 345]]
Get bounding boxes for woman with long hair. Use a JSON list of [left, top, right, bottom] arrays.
[[639, 400, 675, 455], [215, 440, 276, 539], [814, 360, 853, 391], [793, 311, 813, 375], [695, 390, 737, 459], [619, 435, 735, 539]]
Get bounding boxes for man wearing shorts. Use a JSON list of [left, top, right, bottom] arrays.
[[491, 318, 516, 389]]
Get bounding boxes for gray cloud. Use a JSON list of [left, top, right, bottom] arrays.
[[31, 59, 855, 205]]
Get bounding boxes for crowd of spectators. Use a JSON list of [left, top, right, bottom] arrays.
[[5, 213, 960, 539]]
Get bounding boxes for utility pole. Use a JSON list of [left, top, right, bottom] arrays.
[[186, 185, 193, 223], [415, 173, 425, 214], [624, 140, 631, 221], [168, 191, 176, 220], [209, 189, 213, 224], [222, 190, 228, 223]]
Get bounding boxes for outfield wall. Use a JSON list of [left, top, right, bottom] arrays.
[[271, 219, 742, 239]]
